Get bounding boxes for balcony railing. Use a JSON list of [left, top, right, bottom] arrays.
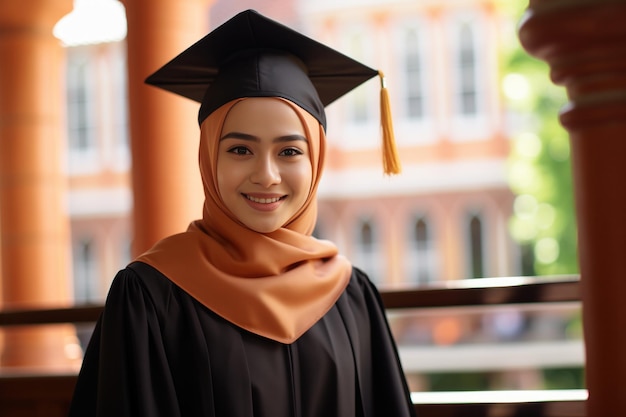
[[0, 275, 586, 417]]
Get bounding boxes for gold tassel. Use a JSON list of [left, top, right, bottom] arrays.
[[379, 71, 401, 175]]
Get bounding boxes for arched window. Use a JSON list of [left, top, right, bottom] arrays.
[[468, 214, 485, 278], [404, 28, 424, 119], [414, 218, 429, 283], [354, 218, 383, 284], [360, 221, 374, 250], [73, 238, 98, 303], [457, 22, 478, 116], [447, 12, 489, 139], [67, 57, 96, 151], [112, 44, 129, 150], [347, 32, 370, 123], [406, 216, 437, 285]]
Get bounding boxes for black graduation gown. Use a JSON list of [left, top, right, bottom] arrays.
[[68, 261, 416, 417]]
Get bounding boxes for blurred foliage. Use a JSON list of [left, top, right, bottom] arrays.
[[427, 372, 490, 391], [424, 367, 584, 391], [543, 367, 585, 389], [499, 2, 579, 275]]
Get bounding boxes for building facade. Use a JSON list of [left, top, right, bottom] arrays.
[[306, 1, 519, 287]]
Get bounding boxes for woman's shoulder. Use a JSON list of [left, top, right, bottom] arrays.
[[343, 265, 385, 306], [127, 260, 171, 286], [348, 265, 376, 290], [106, 261, 179, 309]]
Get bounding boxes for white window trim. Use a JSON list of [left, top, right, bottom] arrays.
[[392, 16, 437, 145], [446, 10, 490, 141]]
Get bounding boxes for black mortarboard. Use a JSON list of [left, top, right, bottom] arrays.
[[145, 9, 401, 174]]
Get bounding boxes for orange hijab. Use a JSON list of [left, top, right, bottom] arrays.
[[136, 98, 352, 343]]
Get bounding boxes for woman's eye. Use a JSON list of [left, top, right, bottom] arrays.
[[280, 148, 303, 157], [228, 146, 251, 155]]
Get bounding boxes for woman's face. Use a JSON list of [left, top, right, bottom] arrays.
[[216, 98, 313, 234]]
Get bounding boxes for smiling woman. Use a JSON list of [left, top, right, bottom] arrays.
[[67, 9, 415, 417]]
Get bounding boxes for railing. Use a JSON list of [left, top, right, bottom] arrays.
[[380, 275, 586, 416], [0, 276, 586, 417]]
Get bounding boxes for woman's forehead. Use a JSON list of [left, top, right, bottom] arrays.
[[222, 98, 307, 134]]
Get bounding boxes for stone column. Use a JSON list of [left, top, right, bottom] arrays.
[[0, 0, 75, 368], [519, 1, 626, 415], [121, 0, 213, 256]]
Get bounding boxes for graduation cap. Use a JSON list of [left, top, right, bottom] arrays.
[[145, 9, 401, 174]]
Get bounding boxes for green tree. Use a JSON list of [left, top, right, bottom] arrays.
[[500, 3, 578, 275]]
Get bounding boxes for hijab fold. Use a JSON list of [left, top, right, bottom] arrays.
[[136, 98, 352, 344]]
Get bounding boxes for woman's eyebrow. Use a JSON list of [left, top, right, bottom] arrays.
[[273, 134, 307, 143], [220, 131, 257, 141], [220, 132, 307, 143]]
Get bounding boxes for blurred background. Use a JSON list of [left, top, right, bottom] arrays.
[[2, 0, 583, 395]]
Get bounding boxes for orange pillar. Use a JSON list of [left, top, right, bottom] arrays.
[[0, 0, 75, 368], [519, 1, 626, 415], [121, 0, 212, 256]]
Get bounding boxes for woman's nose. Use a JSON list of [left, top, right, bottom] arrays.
[[250, 155, 281, 187]]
